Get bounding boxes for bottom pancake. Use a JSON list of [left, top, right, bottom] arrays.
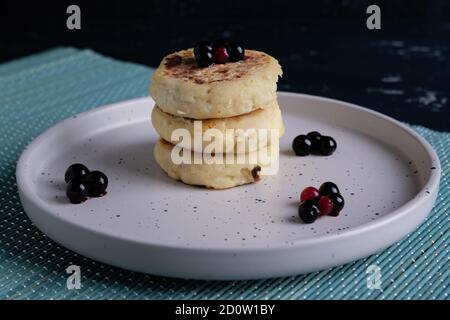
[[153, 139, 279, 189]]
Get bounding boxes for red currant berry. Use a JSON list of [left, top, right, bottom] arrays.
[[318, 196, 333, 215], [300, 186, 320, 203], [213, 46, 229, 64]]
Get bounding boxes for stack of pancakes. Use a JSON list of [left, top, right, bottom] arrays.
[[150, 49, 283, 189]]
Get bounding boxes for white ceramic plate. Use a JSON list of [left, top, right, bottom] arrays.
[[16, 92, 441, 280]]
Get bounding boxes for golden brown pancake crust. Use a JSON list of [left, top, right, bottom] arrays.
[[162, 49, 272, 84]]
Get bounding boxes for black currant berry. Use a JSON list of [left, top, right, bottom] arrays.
[[194, 40, 213, 56], [292, 135, 312, 156], [319, 136, 337, 156], [328, 193, 345, 217], [227, 42, 245, 62], [64, 163, 90, 183], [306, 131, 322, 154], [319, 181, 340, 196], [298, 199, 320, 224], [83, 171, 108, 197], [66, 177, 88, 204], [195, 51, 214, 67], [194, 40, 214, 67]]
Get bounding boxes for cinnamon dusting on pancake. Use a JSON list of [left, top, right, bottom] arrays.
[[164, 54, 183, 69]]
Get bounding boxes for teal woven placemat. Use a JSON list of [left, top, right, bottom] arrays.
[[0, 48, 448, 300]]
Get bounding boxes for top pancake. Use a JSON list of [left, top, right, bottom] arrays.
[[150, 49, 282, 119]]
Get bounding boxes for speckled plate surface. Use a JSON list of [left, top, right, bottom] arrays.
[[16, 92, 441, 280]]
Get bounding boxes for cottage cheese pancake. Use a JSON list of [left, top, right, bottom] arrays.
[[150, 49, 282, 119], [151, 101, 284, 154], [153, 139, 279, 189]]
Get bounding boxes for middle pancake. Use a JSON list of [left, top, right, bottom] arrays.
[[151, 100, 284, 154]]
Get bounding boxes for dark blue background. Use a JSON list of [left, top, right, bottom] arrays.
[[1, 0, 449, 130]]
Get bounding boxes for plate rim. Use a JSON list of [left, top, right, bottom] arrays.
[[16, 91, 441, 253]]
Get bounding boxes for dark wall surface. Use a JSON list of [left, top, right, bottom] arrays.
[[1, 0, 449, 130]]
